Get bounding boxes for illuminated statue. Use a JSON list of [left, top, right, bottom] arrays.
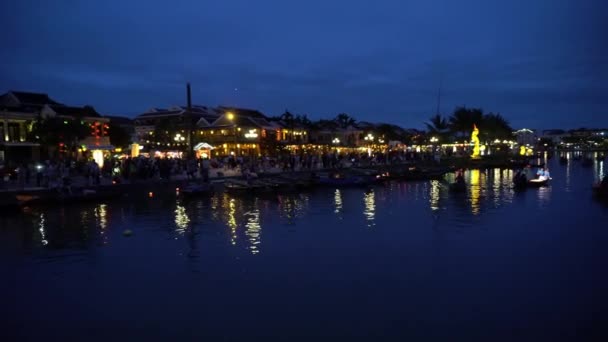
[[471, 124, 480, 158]]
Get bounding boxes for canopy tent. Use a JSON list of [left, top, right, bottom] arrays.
[[85, 144, 114, 151], [193, 142, 215, 150]]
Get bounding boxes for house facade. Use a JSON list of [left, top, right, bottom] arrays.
[[0, 91, 112, 165], [197, 106, 283, 156]]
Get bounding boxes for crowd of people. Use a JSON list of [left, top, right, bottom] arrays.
[[1, 148, 451, 190]]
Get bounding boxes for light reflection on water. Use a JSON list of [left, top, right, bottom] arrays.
[[429, 180, 440, 211], [334, 189, 343, 216], [227, 197, 237, 245], [174, 204, 190, 234], [244, 201, 261, 255], [11, 160, 606, 262], [363, 189, 375, 227], [38, 213, 48, 246], [469, 169, 481, 215]]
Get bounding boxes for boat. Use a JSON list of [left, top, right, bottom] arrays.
[[593, 184, 608, 199], [179, 183, 214, 198], [18, 187, 124, 206], [582, 158, 593, 167], [513, 177, 528, 189], [392, 168, 446, 181], [449, 182, 466, 192], [0, 195, 22, 213], [527, 178, 550, 188], [224, 179, 278, 196], [317, 172, 370, 187]]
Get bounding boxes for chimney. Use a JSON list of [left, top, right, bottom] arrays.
[[186, 82, 192, 110]]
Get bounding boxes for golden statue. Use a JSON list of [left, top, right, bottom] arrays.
[[471, 124, 480, 158]]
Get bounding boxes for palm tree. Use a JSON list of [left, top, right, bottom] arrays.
[[449, 106, 483, 139], [280, 110, 295, 142], [425, 114, 449, 134], [481, 112, 513, 141]]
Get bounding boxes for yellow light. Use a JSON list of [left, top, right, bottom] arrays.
[[223, 144, 227, 148], [237, 144, 240, 148], [131, 143, 140, 157], [210, 130, 214, 134], [115, 148, 122, 153], [471, 124, 480, 158], [92, 150, 104, 168], [227, 112, 234, 121], [237, 127, 241, 131]]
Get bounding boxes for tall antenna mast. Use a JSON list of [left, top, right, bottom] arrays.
[[435, 73, 443, 115]]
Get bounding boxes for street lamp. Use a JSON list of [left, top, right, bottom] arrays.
[[174, 133, 185, 142], [332, 137, 340, 145], [226, 112, 237, 155], [430, 136, 438, 143]]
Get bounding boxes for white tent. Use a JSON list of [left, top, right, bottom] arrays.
[[193, 142, 215, 150]]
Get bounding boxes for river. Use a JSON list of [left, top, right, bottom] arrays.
[[2, 153, 607, 341]]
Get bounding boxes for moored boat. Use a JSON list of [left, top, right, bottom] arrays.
[[449, 182, 466, 192], [527, 178, 550, 188], [317, 172, 370, 187], [593, 183, 608, 199], [582, 158, 593, 167], [179, 183, 214, 198], [18, 187, 124, 206], [0, 194, 22, 213]]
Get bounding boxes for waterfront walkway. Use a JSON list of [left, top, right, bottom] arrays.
[[0, 167, 282, 194]]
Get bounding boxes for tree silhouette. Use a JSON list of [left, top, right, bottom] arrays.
[[480, 113, 513, 142], [449, 106, 483, 138], [334, 113, 356, 129]]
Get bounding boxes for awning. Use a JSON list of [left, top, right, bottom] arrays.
[[193, 142, 215, 150], [86, 145, 115, 150], [1, 142, 41, 147]]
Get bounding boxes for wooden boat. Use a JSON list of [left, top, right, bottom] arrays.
[[513, 177, 528, 189], [592, 184, 608, 198], [527, 178, 550, 188], [0, 195, 22, 213], [393, 168, 446, 181], [179, 183, 213, 198], [224, 179, 278, 195], [19, 187, 124, 206], [582, 158, 593, 167], [223, 180, 252, 195], [317, 172, 369, 187], [449, 182, 466, 192]]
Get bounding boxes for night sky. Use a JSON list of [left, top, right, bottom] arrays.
[[1, 0, 606, 129]]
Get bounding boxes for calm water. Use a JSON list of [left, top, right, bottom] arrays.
[[2, 154, 607, 341]]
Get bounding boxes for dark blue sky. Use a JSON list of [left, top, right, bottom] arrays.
[[1, 0, 606, 129]]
